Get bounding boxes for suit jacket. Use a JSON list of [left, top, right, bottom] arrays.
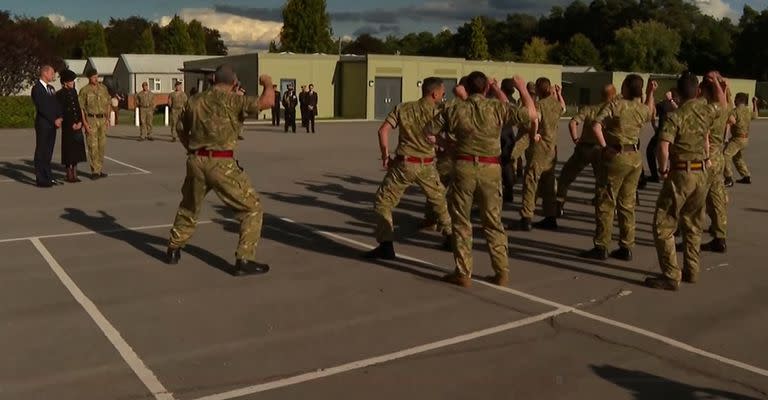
[[31, 81, 63, 129], [282, 91, 298, 109], [307, 92, 318, 115]]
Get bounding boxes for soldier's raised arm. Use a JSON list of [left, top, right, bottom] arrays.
[[243, 75, 275, 114]]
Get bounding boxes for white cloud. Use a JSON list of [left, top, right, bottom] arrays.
[[159, 8, 282, 51], [693, 0, 737, 19], [47, 14, 75, 28]]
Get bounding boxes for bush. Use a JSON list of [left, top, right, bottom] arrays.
[[0, 96, 36, 128]]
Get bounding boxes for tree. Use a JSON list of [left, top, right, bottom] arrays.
[[77, 21, 109, 57], [279, 0, 334, 53], [105, 17, 154, 56], [157, 15, 193, 54], [608, 20, 684, 73], [342, 34, 386, 55], [467, 17, 489, 60], [733, 5, 768, 80], [0, 15, 63, 96], [552, 33, 601, 67], [521, 37, 555, 64], [187, 20, 207, 55], [204, 27, 227, 55]]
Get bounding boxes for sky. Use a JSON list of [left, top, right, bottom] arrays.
[[3, 0, 767, 54]]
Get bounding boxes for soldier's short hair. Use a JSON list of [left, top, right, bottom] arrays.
[[623, 74, 644, 99], [214, 64, 238, 85], [535, 77, 551, 97], [85, 68, 98, 78], [458, 75, 469, 88], [421, 77, 443, 96], [466, 71, 488, 95], [735, 92, 749, 106], [500, 78, 515, 97], [676, 72, 699, 100], [602, 84, 617, 102], [175, 81, 183, 87]]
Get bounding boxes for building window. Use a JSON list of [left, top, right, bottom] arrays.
[[149, 78, 162, 92]]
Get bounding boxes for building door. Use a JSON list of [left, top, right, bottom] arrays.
[[374, 77, 402, 119], [280, 79, 296, 96], [441, 78, 458, 101]]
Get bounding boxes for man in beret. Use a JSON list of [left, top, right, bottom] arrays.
[[78, 68, 111, 179]]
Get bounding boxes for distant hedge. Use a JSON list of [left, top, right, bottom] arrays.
[[0, 97, 36, 128]]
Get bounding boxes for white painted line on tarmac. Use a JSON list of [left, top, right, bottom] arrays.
[[0, 221, 216, 244], [104, 156, 151, 174], [277, 217, 768, 379], [191, 308, 570, 400], [30, 238, 175, 400]]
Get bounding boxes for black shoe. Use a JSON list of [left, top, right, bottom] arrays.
[[682, 270, 698, 284], [148, 136, 154, 141], [166, 247, 181, 265], [139, 137, 145, 142], [701, 238, 727, 253], [724, 177, 734, 187], [503, 190, 514, 204], [91, 173, 100, 180], [232, 259, 270, 276], [533, 216, 558, 230], [99, 172, 108, 178], [238, 135, 244, 140], [644, 277, 680, 291], [736, 176, 751, 184], [363, 241, 396, 260], [51, 179, 63, 185], [519, 218, 532, 232], [36, 181, 53, 188], [171, 137, 177, 142], [580, 246, 608, 260], [638, 175, 648, 190], [610, 247, 633, 261], [556, 201, 565, 217]]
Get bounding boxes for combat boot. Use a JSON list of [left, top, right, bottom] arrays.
[[736, 176, 752, 184], [644, 276, 680, 291], [533, 216, 558, 230], [232, 259, 270, 276], [364, 241, 396, 260], [609, 247, 632, 261], [724, 177, 734, 187], [488, 272, 509, 287], [701, 238, 727, 253], [166, 247, 181, 265], [442, 272, 472, 288], [580, 246, 608, 260], [417, 219, 437, 231], [682, 270, 698, 284], [519, 218, 532, 232]]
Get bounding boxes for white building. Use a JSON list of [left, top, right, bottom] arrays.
[[84, 57, 119, 90], [113, 54, 219, 96]]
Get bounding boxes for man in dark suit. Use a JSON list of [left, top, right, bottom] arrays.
[[31, 65, 63, 187], [306, 83, 318, 133], [271, 84, 281, 126], [298, 85, 308, 129]]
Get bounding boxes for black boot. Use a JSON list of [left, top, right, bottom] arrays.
[[580, 246, 608, 260], [166, 247, 181, 265], [736, 176, 751, 184], [609, 246, 633, 261], [519, 218, 532, 232], [533, 216, 558, 230], [644, 276, 680, 291], [724, 177, 734, 187], [232, 259, 270, 276], [364, 241, 396, 260], [701, 238, 727, 253]]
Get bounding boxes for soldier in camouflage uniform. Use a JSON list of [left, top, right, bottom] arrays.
[[556, 84, 617, 213], [645, 72, 726, 290], [165, 65, 275, 275], [500, 78, 518, 204], [136, 82, 155, 141], [519, 78, 565, 231], [581, 75, 657, 261], [508, 82, 538, 181], [364, 77, 453, 260], [168, 81, 188, 143], [701, 80, 732, 253], [723, 93, 757, 186], [78, 68, 111, 179], [429, 72, 537, 288]]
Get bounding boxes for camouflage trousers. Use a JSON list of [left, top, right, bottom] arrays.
[[140, 108, 153, 138], [520, 145, 557, 219], [594, 151, 642, 249], [723, 137, 750, 178], [653, 168, 708, 282], [510, 133, 530, 177], [86, 118, 107, 174], [170, 109, 183, 139], [169, 155, 263, 261], [705, 153, 728, 239], [449, 160, 508, 277], [375, 158, 451, 243], [423, 152, 454, 224], [557, 142, 601, 203]]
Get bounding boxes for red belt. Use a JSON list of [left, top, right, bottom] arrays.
[[193, 149, 234, 158], [456, 154, 500, 164], [396, 155, 434, 163]]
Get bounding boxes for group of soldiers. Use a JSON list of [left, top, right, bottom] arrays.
[[157, 63, 756, 287], [134, 80, 189, 143], [271, 83, 319, 133], [364, 70, 756, 291]]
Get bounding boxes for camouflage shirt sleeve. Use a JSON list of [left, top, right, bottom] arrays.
[[594, 101, 616, 125], [659, 111, 679, 144], [503, 103, 530, 127], [241, 95, 262, 116], [426, 105, 448, 136], [385, 104, 401, 128], [572, 106, 591, 124], [177, 102, 192, 148]]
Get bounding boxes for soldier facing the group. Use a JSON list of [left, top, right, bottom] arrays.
[[136, 82, 155, 141], [168, 81, 188, 143]]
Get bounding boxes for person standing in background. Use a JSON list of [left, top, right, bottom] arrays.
[[79, 68, 111, 180], [136, 82, 155, 141], [168, 81, 188, 143], [271, 84, 281, 127], [31, 65, 63, 187]]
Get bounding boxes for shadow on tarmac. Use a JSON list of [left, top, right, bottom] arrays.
[[591, 365, 764, 400], [0, 160, 68, 185]]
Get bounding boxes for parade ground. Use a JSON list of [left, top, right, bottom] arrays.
[[1, 120, 767, 400]]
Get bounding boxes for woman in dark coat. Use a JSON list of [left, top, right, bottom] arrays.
[[56, 69, 87, 182]]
